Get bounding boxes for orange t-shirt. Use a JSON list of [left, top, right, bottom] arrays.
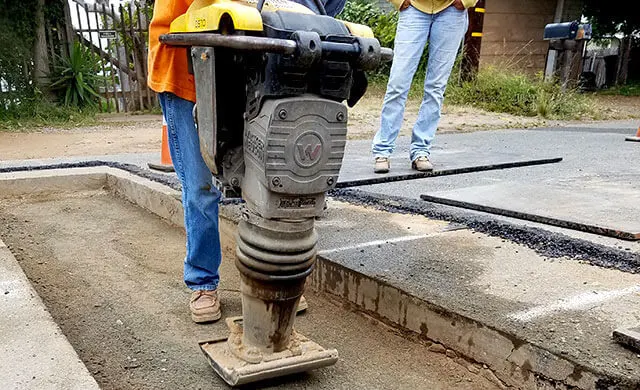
[[148, 0, 196, 102]]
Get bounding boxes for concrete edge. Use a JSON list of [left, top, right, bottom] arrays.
[[1, 168, 634, 389], [103, 169, 184, 228], [0, 235, 100, 390], [0, 168, 108, 198]]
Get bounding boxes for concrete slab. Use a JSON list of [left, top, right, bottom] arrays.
[[312, 201, 640, 389], [357, 129, 640, 200], [354, 127, 640, 246], [0, 238, 99, 390], [421, 174, 640, 240], [613, 327, 640, 352]]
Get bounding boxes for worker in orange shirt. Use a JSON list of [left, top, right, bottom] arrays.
[[148, 0, 344, 323]]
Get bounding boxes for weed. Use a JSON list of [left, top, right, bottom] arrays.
[[445, 68, 593, 119], [598, 82, 640, 96], [0, 96, 97, 132]]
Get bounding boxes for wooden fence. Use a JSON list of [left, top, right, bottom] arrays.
[[48, 0, 157, 113]]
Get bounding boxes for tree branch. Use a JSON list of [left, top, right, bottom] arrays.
[[77, 33, 138, 81]]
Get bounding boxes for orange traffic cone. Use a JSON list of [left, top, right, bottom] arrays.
[[148, 116, 175, 172], [626, 127, 640, 142]]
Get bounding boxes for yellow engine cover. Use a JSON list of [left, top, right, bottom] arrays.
[[169, 0, 374, 38]]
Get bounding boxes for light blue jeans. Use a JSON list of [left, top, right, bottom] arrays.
[[159, 92, 221, 291], [372, 5, 468, 161]]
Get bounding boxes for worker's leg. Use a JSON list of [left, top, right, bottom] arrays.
[[372, 6, 432, 159], [158, 92, 222, 293], [409, 6, 467, 161]]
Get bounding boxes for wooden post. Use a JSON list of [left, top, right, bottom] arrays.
[[461, 0, 485, 81], [135, 1, 153, 110], [63, 0, 75, 56], [102, 4, 122, 112], [127, 3, 145, 111], [115, 4, 136, 111], [93, 5, 113, 112]]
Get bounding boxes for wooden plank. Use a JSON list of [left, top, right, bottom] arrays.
[[93, 5, 113, 112], [102, 4, 124, 112], [115, 3, 135, 112], [127, 3, 144, 110], [137, 1, 153, 109]]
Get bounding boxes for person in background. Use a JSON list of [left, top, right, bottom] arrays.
[[372, 0, 476, 173], [147, 0, 345, 323]]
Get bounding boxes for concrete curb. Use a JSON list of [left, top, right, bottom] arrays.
[[1, 167, 637, 390]]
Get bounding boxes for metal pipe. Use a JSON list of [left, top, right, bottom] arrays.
[[161, 33, 298, 54], [553, 0, 565, 23], [161, 33, 394, 62], [380, 47, 393, 62], [321, 41, 358, 55]]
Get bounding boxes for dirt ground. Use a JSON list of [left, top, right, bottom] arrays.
[[2, 94, 637, 161], [0, 190, 499, 390]]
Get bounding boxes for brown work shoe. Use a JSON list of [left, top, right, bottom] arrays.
[[190, 289, 222, 323], [374, 157, 390, 174], [412, 156, 433, 172]]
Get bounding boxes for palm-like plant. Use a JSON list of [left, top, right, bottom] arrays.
[[50, 42, 103, 108]]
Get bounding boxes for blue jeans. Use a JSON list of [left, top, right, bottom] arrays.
[[159, 92, 221, 291], [372, 5, 468, 161]]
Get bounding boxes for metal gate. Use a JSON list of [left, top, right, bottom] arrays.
[[50, 0, 157, 113]]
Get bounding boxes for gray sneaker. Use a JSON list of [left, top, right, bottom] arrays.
[[412, 156, 433, 172], [374, 157, 390, 174]]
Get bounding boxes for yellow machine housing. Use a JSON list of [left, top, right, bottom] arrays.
[[169, 0, 374, 38]]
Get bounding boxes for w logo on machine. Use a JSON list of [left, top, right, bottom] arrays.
[[294, 132, 323, 167], [297, 143, 322, 161]]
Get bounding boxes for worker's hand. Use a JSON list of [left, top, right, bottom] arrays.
[[399, 0, 411, 11], [452, 0, 465, 10]]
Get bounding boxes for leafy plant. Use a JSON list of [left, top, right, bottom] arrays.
[[50, 42, 104, 108]]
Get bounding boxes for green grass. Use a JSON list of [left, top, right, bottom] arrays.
[[598, 82, 640, 97], [0, 100, 97, 132], [368, 66, 596, 120]]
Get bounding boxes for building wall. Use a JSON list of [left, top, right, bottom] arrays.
[[479, 0, 583, 72]]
